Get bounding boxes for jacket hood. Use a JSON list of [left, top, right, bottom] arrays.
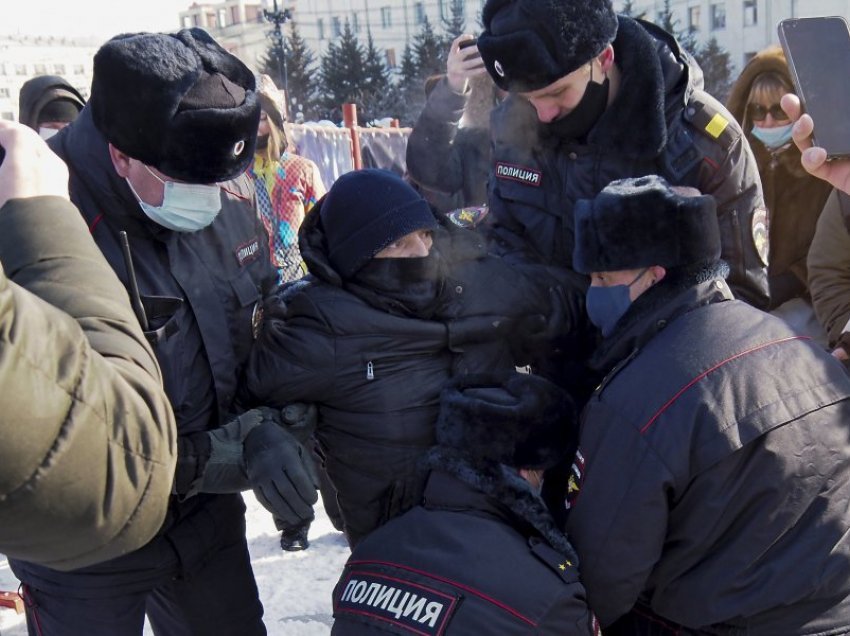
[[726, 46, 791, 132], [492, 17, 699, 159], [18, 75, 85, 129]]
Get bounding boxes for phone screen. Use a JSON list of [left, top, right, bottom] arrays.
[[779, 16, 850, 158]]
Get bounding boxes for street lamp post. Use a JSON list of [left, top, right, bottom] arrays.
[[263, 0, 292, 98]]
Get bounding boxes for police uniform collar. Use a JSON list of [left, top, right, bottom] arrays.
[[583, 16, 669, 158]]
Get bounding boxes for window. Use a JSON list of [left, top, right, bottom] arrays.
[[688, 5, 701, 30], [439, 0, 449, 22], [34, 64, 47, 75], [385, 48, 397, 68], [2, 112, 13, 121], [743, 51, 757, 66], [15, 64, 27, 76], [414, 2, 425, 25], [743, 0, 757, 27], [332, 16, 342, 37], [231, 6, 240, 25], [352, 12, 360, 33], [73, 64, 85, 75], [318, 18, 325, 40], [380, 6, 392, 28], [54, 63, 66, 75], [181, 15, 194, 28], [710, 3, 726, 30], [0, 88, 9, 98], [218, 9, 227, 28]]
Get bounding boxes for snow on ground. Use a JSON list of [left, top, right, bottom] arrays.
[[0, 494, 350, 635]]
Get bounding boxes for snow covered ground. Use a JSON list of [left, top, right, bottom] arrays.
[[0, 495, 350, 635]]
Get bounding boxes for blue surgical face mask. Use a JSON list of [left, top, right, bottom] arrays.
[[750, 123, 793, 150], [586, 268, 649, 337], [126, 165, 222, 232]]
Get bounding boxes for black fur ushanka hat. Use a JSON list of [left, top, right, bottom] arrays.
[[478, 0, 618, 92], [90, 28, 259, 183], [436, 373, 577, 470], [573, 175, 721, 274]]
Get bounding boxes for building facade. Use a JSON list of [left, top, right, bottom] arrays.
[[0, 35, 99, 121], [178, 0, 272, 70], [612, 0, 850, 73]]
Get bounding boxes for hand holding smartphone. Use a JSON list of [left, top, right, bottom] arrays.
[[779, 16, 850, 160]]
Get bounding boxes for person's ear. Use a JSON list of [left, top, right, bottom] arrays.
[[649, 265, 666, 285], [598, 45, 615, 74], [108, 143, 133, 178]]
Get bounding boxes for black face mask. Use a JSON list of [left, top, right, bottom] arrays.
[[352, 252, 444, 317], [545, 75, 610, 140], [256, 134, 270, 150]]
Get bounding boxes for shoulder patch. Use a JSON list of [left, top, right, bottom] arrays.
[[334, 568, 462, 635], [684, 96, 739, 152], [529, 538, 579, 584], [752, 206, 769, 267], [235, 236, 262, 267]]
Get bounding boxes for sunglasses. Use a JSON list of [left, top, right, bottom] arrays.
[[748, 103, 789, 122]]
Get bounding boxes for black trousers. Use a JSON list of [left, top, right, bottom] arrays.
[[20, 533, 265, 636]]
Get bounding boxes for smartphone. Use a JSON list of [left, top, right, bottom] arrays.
[[778, 16, 850, 159], [458, 38, 478, 51]]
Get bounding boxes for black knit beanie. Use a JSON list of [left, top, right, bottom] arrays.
[[478, 0, 618, 92], [573, 175, 721, 274], [320, 169, 439, 279], [436, 373, 577, 470]]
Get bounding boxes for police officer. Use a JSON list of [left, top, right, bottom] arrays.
[[476, 0, 769, 317], [330, 373, 597, 635], [9, 29, 318, 635], [566, 176, 850, 633]]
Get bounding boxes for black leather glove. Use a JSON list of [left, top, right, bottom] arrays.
[[243, 422, 320, 527], [510, 286, 582, 364]]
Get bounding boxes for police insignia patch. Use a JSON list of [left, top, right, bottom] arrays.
[[251, 301, 264, 339], [495, 162, 542, 187], [335, 570, 461, 634], [565, 449, 585, 511], [751, 207, 769, 267]]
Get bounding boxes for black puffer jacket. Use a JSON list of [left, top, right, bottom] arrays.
[[406, 77, 491, 213], [486, 17, 769, 310], [243, 204, 552, 546], [10, 105, 278, 594], [566, 273, 850, 632]]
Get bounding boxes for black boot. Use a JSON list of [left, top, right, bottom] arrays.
[[279, 520, 311, 552]]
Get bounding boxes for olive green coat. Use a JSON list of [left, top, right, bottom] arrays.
[[0, 196, 176, 570]]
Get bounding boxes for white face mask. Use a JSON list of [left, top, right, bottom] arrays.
[[126, 165, 222, 232], [38, 127, 59, 140]]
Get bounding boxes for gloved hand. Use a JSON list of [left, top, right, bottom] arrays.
[[243, 421, 320, 526], [177, 407, 281, 496], [510, 286, 582, 364], [280, 402, 318, 444]]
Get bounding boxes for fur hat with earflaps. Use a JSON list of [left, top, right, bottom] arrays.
[[478, 0, 618, 92], [573, 175, 721, 274], [90, 28, 259, 183]]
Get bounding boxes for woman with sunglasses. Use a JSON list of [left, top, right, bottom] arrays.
[[727, 46, 831, 342]]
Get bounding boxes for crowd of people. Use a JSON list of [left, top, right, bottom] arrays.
[[3, 0, 850, 634]]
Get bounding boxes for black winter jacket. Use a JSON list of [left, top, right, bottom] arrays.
[[331, 466, 596, 635], [566, 274, 850, 632], [243, 205, 552, 546], [10, 106, 278, 594], [406, 78, 491, 212], [486, 17, 769, 310]]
